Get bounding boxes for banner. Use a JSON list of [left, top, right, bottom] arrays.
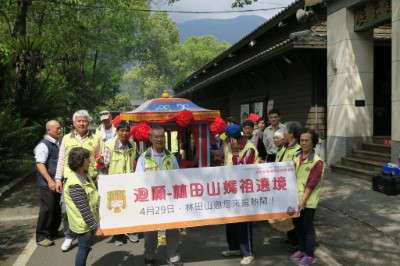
[[98, 162, 299, 235]]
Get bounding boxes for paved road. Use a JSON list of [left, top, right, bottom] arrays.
[[1, 170, 400, 266]]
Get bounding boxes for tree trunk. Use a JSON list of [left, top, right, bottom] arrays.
[[12, 0, 31, 112], [12, 0, 30, 37]]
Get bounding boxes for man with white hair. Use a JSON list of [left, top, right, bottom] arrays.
[[55, 110, 100, 252]]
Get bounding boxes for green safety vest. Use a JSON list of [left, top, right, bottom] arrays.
[[64, 172, 99, 234], [223, 140, 233, 166], [224, 138, 259, 165], [106, 139, 137, 174], [294, 150, 324, 208], [275, 146, 285, 162], [62, 131, 99, 179], [277, 142, 301, 162], [238, 138, 259, 164], [143, 148, 174, 172]]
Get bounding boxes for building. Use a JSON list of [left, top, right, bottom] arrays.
[[173, 0, 398, 168]]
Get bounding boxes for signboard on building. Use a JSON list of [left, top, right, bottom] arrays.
[[354, 0, 391, 31]]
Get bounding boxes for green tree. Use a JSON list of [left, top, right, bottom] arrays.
[[96, 95, 133, 114], [0, 0, 159, 175], [122, 11, 180, 100], [0, 104, 41, 178], [123, 34, 230, 100], [170, 36, 230, 84]]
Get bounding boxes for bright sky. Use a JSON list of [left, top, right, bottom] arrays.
[[152, 0, 296, 23]]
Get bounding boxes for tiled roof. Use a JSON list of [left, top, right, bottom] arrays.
[[175, 27, 327, 97]]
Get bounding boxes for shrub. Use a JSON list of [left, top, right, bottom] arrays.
[[0, 103, 40, 179]]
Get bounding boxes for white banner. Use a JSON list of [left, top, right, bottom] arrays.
[[98, 162, 299, 235]]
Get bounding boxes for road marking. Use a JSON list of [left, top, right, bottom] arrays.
[[13, 235, 36, 266], [316, 247, 343, 266], [0, 215, 37, 222]]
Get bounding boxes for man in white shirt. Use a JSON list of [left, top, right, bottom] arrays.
[[263, 108, 285, 162]]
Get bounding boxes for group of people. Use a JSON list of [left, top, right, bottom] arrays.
[[34, 110, 183, 266], [212, 108, 323, 266], [33, 107, 323, 266]]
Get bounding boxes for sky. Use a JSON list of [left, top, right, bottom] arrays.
[[152, 0, 296, 24]]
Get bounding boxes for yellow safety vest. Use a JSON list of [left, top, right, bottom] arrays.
[[223, 140, 233, 166], [106, 139, 137, 174], [143, 148, 174, 172], [238, 139, 259, 164], [64, 172, 99, 234], [277, 142, 301, 162], [62, 131, 99, 179], [293, 150, 324, 208]]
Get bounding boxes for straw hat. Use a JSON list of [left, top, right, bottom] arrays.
[[268, 218, 294, 232]]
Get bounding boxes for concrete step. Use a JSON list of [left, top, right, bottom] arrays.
[[372, 136, 391, 145], [352, 149, 391, 163], [361, 142, 391, 154], [341, 157, 383, 172], [330, 163, 376, 181]]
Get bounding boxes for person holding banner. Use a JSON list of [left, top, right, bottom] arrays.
[[290, 128, 324, 266], [275, 121, 302, 251], [104, 121, 138, 245], [242, 119, 267, 162], [135, 125, 182, 266], [64, 147, 103, 266], [221, 124, 259, 266]]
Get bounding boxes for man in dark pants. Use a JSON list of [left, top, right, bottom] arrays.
[[34, 120, 62, 247]]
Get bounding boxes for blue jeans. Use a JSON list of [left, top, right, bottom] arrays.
[[293, 208, 316, 257], [76, 232, 92, 266]]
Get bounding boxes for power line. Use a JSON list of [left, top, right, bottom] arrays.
[[50, 1, 284, 14], [155, 7, 284, 14]]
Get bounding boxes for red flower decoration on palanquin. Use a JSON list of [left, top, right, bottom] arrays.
[[209, 117, 226, 135], [130, 122, 151, 141], [175, 109, 193, 128]]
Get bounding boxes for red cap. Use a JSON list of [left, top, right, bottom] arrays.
[[246, 113, 259, 122]]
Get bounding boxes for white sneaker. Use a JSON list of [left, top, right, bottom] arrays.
[[61, 238, 74, 252], [125, 233, 139, 243], [240, 255, 254, 265]]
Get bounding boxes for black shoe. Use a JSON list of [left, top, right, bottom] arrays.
[[144, 258, 155, 266]]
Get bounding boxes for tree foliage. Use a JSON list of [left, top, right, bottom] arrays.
[[0, 0, 234, 176], [170, 36, 230, 85], [96, 95, 133, 114], [0, 0, 159, 175], [0, 103, 41, 177], [0, 0, 153, 118], [123, 34, 230, 100]]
